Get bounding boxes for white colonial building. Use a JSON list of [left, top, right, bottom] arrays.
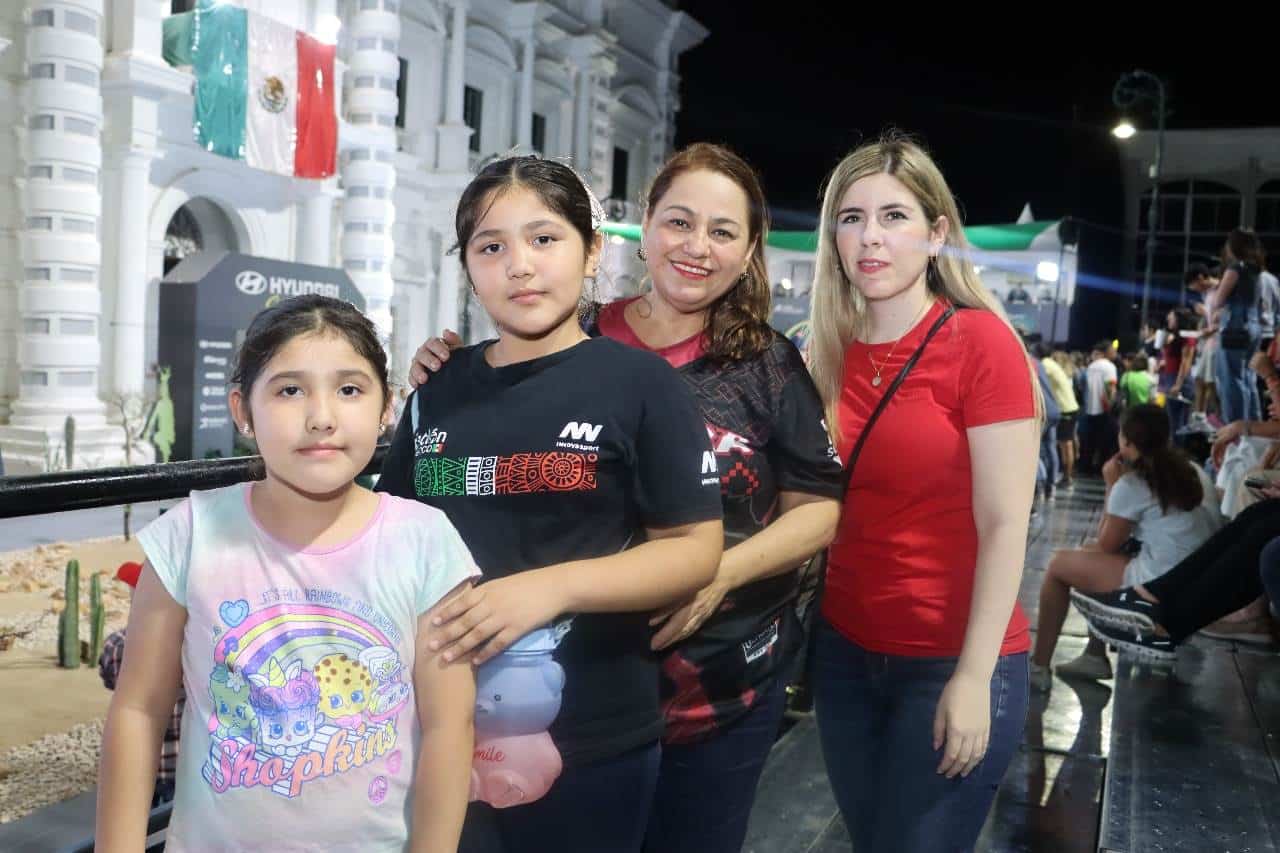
[[0, 0, 707, 473]]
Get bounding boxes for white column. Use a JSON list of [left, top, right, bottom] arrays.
[[340, 0, 401, 343], [445, 1, 466, 123], [435, 0, 470, 171], [297, 190, 335, 267], [572, 63, 592, 171], [435, 242, 463, 342], [515, 36, 534, 151], [0, 1, 131, 473], [101, 0, 188, 401], [0, 6, 25, 421], [107, 149, 151, 396], [556, 71, 575, 157]]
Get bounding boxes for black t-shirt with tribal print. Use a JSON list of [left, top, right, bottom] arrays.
[[376, 336, 722, 765], [595, 299, 846, 744]]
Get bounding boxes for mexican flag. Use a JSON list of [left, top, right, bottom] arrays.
[[163, 3, 337, 179]]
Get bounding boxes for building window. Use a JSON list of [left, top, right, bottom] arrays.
[[611, 147, 629, 202], [395, 58, 408, 129], [64, 10, 97, 36], [171, 0, 196, 13], [531, 113, 546, 154], [463, 86, 482, 153]]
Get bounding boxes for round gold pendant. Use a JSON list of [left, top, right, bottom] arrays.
[[871, 375, 882, 387]]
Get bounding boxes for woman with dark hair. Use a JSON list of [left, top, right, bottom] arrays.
[[378, 155, 727, 852], [1030, 404, 1222, 690], [1212, 228, 1266, 423], [409, 144, 846, 853], [1073, 491, 1280, 660]]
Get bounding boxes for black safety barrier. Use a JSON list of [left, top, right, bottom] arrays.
[[0, 446, 389, 520]]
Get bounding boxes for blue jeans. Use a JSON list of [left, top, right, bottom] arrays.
[[811, 619, 1029, 853], [460, 742, 661, 853], [1216, 344, 1260, 423], [643, 680, 788, 853], [1038, 427, 1059, 489]]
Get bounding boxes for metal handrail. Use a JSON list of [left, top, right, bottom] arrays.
[[0, 446, 389, 519]]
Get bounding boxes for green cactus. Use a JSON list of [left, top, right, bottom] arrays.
[[89, 573, 105, 666], [63, 415, 76, 469], [57, 560, 80, 668]]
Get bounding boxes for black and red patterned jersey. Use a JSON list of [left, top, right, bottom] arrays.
[[597, 298, 845, 743], [377, 336, 722, 764]]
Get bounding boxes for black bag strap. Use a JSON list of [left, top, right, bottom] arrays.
[[839, 304, 957, 488]]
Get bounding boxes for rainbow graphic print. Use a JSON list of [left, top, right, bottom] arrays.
[[200, 589, 411, 801]]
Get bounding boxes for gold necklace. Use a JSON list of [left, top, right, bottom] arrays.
[[867, 298, 933, 387]]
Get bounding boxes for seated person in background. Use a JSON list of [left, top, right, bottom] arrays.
[[99, 561, 184, 806], [1072, 490, 1280, 658], [1209, 406, 1280, 518], [1031, 405, 1222, 691]]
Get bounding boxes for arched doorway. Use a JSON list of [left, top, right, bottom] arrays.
[[163, 197, 240, 276]]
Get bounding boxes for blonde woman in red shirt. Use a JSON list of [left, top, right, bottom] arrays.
[[805, 135, 1041, 853]]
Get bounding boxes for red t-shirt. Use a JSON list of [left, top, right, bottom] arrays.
[[823, 300, 1035, 657]]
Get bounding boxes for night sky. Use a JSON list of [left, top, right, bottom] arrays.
[[670, 6, 1278, 345]]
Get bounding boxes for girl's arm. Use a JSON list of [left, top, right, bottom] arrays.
[[410, 584, 477, 853], [651, 493, 840, 649], [430, 518, 723, 664], [95, 563, 186, 852]]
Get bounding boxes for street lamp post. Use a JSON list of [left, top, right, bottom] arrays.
[[1113, 70, 1167, 331]]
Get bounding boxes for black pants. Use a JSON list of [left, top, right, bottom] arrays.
[[1145, 499, 1280, 641], [643, 681, 788, 853], [1080, 414, 1116, 473]]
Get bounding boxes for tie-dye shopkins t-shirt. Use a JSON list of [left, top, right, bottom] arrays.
[[137, 483, 479, 853]]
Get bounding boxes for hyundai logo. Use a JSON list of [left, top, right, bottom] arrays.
[[235, 270, 267, 296]]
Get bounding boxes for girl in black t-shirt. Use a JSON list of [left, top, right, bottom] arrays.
[[377, 156, 723, 853], [409, 145, 846, 853]]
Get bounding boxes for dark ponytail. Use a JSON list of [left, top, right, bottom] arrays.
[[1121, 404, 1202, 513]]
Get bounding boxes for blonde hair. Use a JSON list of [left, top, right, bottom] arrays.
[[808, 133, 1043, 439]]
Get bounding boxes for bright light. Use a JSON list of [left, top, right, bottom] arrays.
[[780, 278, 793, 291], [316, 14, 342, 45], [973, 265, 984, 274], [1112, 121, 1137, 140], [609, 235, 625, 246], [1036, 261, 1060, 283]]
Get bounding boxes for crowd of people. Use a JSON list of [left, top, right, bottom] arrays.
[[1028, 229, 1280, 689]]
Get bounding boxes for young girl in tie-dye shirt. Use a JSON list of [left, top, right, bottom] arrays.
[[96, 296, 479, 852]]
